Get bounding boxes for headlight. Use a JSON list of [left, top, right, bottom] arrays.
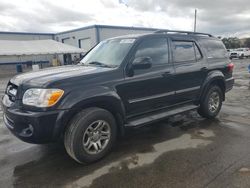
[[22, 88, 64, 107]]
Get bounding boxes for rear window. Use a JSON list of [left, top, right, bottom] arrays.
[[199, 39, 227, 59]]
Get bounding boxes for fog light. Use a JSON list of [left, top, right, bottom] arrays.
[[20, 124, 34, 137]]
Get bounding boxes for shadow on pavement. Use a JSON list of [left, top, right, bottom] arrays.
[[12, 112, 218, 187]]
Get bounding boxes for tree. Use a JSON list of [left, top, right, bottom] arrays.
[[222, 38, 230, 49], [244, 38, 250, 48], [222, 37, 241, 49]]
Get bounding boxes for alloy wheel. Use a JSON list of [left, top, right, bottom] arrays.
[[208, 91, 220, 113], [82, 120, 111, 155]]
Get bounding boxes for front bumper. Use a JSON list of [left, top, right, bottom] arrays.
[[1, 95, 67, 144]]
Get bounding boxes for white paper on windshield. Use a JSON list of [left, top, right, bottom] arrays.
[[120, 39, 135, 44]]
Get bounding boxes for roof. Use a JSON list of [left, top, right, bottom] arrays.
[[0, 24, 214, 39], [154, 29, 213, 37], [0, 25, 160, 36], [56, 24, 159, 35], [0, 39, 85, 56], [108, 33, 149, 40], [0, 31, 54, 36], [107, 31, 215, 41]]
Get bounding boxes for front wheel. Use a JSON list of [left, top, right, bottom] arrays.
[[198, 85, 223, 119], [64, 107, 117, 164]]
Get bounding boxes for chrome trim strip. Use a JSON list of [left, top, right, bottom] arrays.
[[128, 91, 175, 104], [225, 77, 234, 82], [128, 86, 200, 104], [176, 86, 200, 94]]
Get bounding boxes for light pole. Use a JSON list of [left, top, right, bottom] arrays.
[[194, 9, 197, 32]]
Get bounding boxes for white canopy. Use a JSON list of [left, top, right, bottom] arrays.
[[0, 39, 85, 56]]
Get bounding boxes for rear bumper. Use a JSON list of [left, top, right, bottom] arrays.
[[225, 77, 234, 92], [1, 95, 68, 144]]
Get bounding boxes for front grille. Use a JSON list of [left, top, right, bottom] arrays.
[[6, 82, 18, 102]]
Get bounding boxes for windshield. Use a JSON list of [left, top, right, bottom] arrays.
[[80, 38, 135, 67]]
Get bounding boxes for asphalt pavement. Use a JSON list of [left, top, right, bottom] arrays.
[[0, 59, 250, 188]]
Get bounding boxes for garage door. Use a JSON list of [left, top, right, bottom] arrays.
[[79, 38, 92, 51]]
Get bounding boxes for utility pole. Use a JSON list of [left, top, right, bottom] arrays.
[[194, 9, 197, 32]]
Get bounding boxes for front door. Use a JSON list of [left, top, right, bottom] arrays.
[[117, 36, 176, 117]]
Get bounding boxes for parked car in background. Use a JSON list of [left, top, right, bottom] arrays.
[[1, 30, 234, 164], [230, 48, 250, 59]]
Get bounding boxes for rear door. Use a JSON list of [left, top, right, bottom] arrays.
[[170, 37, 208, 104]]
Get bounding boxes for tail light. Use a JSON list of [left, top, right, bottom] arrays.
[[227, 63, 234, 72]]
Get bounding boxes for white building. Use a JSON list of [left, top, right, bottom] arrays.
[[55, 25, 157, 51], [0, 25, 158, 66]]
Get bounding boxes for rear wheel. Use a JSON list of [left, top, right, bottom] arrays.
[[64, 107, 117, 164], [198, 85, 223, 119]]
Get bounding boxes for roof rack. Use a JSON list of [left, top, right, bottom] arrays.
[[154, 29, 213, 37]]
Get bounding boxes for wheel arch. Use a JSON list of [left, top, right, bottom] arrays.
[[53, 95, 126, 140], [199, 71, 226, 102]]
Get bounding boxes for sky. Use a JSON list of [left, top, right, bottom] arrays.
[[0, 0, 250, 38]]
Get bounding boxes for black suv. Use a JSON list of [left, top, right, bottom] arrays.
[[1, 30, 234, 163]]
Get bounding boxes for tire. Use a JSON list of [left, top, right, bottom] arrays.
[[64, 107, 117, 164], [239, 54, 244, 59], [198, 85, 223, 119]]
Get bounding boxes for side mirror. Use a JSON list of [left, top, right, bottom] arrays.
[[132, 57, 152, 70]]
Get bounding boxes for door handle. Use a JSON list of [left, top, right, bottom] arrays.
[[201, 67, 208, 71], [162, 71, 172, 77]]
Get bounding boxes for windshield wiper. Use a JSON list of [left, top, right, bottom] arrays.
[[87, 61, 114, 68]]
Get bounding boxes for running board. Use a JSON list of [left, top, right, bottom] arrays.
[[125, 105, 198, 127]]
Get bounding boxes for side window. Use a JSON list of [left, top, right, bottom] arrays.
[[172, 41, 197, 63], [134, 38, 169, 65], [200, 39, 227, 59]]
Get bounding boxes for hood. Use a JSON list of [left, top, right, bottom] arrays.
[[10, 65, 112, 86]]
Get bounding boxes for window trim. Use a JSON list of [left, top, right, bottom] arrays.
[[193, 42, 203, 61]]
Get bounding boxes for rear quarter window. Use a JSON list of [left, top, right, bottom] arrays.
[[199, 39, 227, 59]]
